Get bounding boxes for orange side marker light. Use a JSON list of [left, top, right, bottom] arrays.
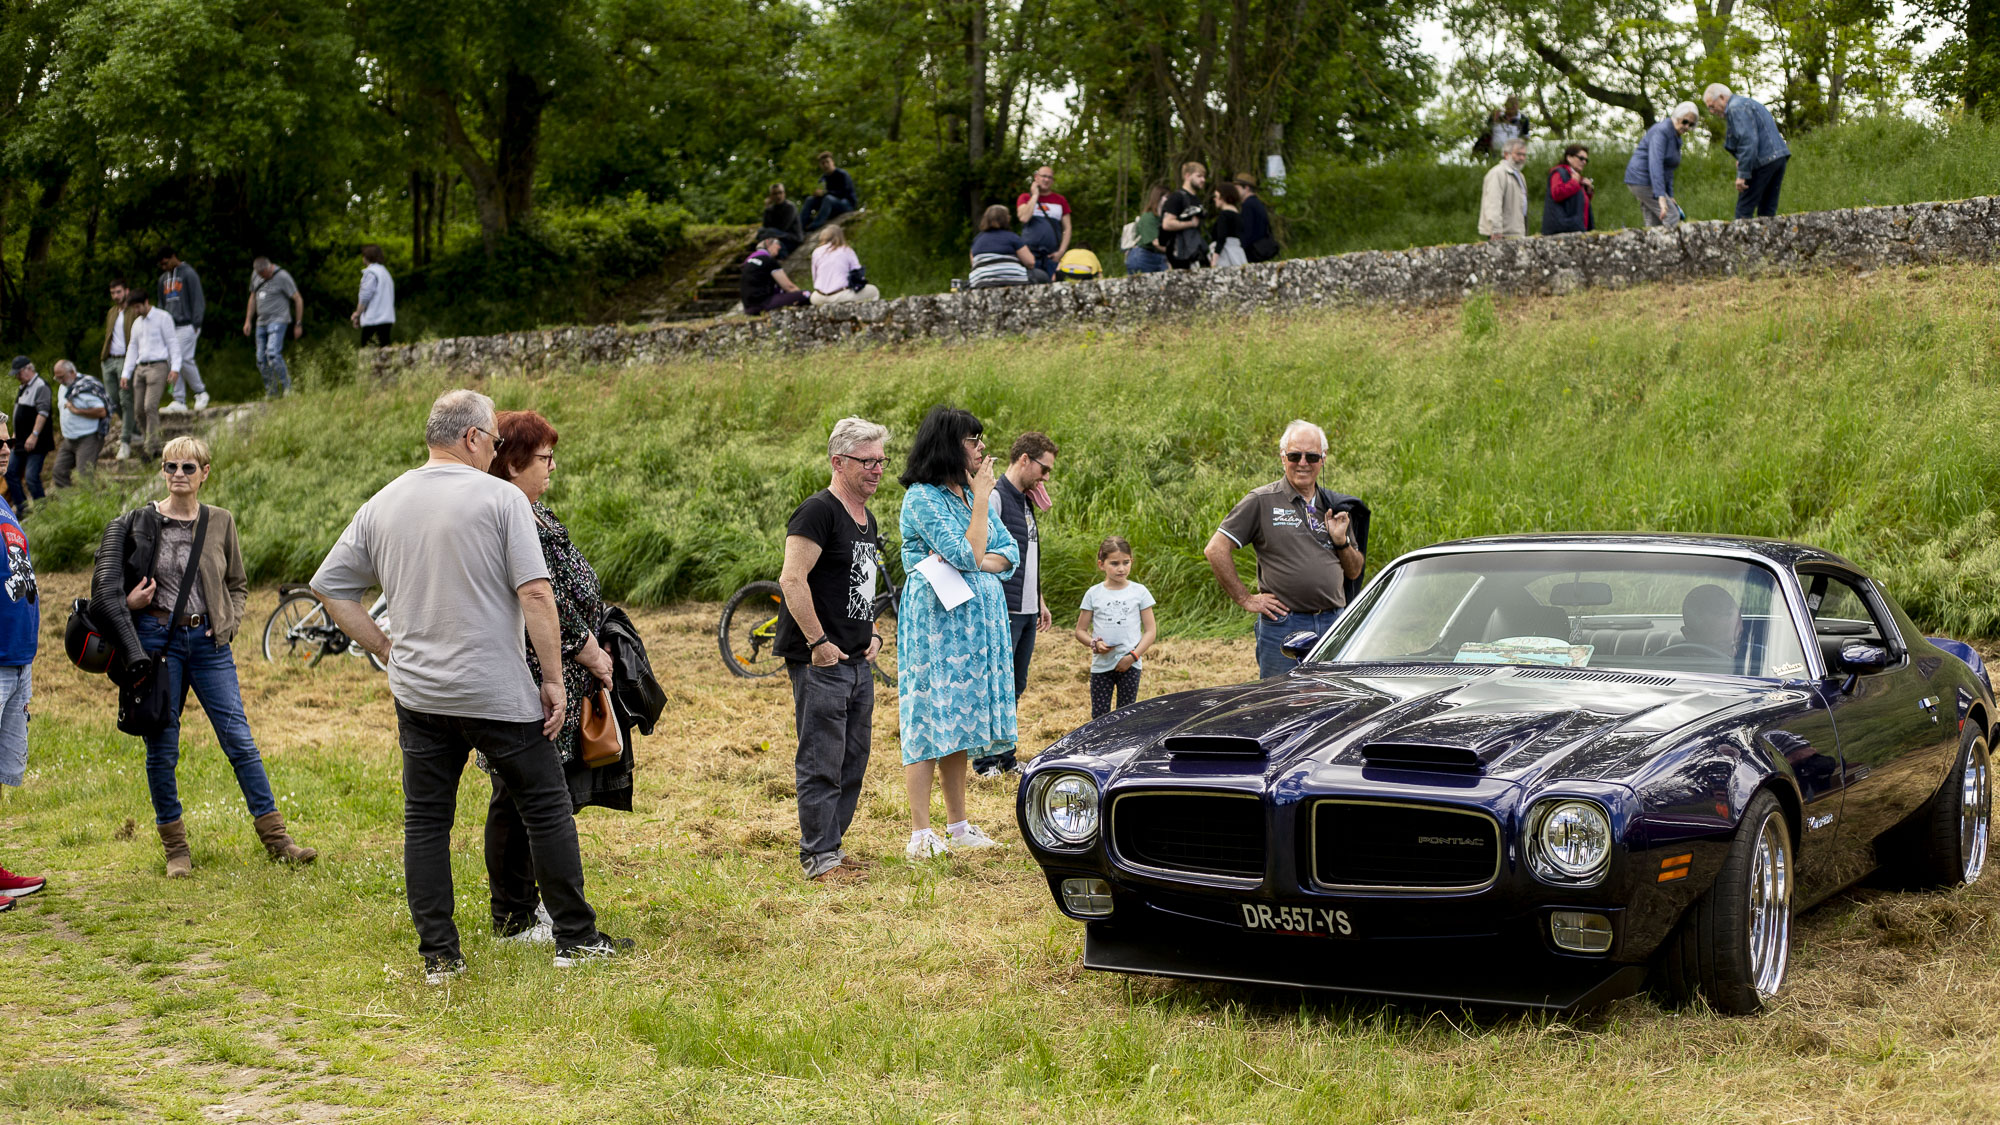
[[1657, 853, 1692, 882]]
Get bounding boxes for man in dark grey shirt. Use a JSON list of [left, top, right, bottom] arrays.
[[241, 257, 302, 398], [1205, 420, 1370, 678], [975, 431, 1057, 777], [313, 388, 630, 983]]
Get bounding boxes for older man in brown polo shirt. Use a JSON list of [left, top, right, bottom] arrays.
[[1204, 419, 1371, 677]]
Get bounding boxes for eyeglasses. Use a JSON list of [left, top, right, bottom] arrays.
[[533, 452, 556, 468], [839, 455, 888, 471], [162, 461, 202, 476], [473, 426, 506, 450], [1283, 451, 1324, 465], [1032, 458, 1055, 473]]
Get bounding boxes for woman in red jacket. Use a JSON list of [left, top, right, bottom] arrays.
[[1542, 144, 1595, 235]]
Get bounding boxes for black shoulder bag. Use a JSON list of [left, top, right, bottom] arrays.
[[118, 505, 208, 737]]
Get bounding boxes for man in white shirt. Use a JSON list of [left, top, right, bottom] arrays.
[[351, 244, 396, 347], [119, 292, 183, 459]]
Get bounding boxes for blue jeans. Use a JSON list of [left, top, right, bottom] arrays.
[[255, 322, 291, 396], [1124, 246, 1169, 274], [803, 195, 855, 230], [136, 615, 277, 825], [1254, 609, 1343, 679], [1735, 156, 1786, 220], [4, 445, 45, 507]]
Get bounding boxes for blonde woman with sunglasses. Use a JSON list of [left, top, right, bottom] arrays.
[[91, 435, 315, 877]]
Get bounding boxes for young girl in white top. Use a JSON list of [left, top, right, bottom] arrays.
[[808, 225, 882, 305], [1076, 536, 1157, 719]]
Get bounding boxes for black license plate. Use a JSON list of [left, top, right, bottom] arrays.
[[1238, 902, 1355, 938]]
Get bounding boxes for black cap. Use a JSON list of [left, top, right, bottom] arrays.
[[7, 356, 29, 373]]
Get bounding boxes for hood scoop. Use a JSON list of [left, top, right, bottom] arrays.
[[1360, 741, 1485, 775], [1163, 734, 1267, 759]]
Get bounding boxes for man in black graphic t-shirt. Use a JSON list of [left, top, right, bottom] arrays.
[[777, 417, 889, 883], [1161, 161, 1210, 269]]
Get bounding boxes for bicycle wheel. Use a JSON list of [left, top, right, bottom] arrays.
[[719, 581, 787, 678], [870, 592, 897, 688], [263, 592, 329, 663]]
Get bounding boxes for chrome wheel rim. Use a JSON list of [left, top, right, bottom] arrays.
[[1961, 737, 1990, 885], [1746, 811, 1793, 999]]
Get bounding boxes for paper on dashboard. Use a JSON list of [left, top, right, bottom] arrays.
[[914, 552, 975, 610]]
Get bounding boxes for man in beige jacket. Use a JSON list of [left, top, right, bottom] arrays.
[[1478, 138, 1530, 241]]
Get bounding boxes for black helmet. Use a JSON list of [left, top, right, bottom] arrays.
[[64, 598, 116, 674]]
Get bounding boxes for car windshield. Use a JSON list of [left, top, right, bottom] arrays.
[[1317, 549, 1813, 678]]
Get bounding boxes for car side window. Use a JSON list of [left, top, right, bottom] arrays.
[[1804, 573, 1893, 668]]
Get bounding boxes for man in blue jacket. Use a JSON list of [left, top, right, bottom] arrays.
[[1704, 85, 1791, 220]]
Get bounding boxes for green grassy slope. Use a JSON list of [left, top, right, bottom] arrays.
[[28, 263, 2000, 637]]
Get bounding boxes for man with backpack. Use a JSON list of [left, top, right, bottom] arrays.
[[1233, 173, 1279, 263], [1160, 162, 1210, 269], [1016, 166, 1073, 280]]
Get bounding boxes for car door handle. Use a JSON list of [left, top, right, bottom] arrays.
[[1919, 696, 1939, 721]]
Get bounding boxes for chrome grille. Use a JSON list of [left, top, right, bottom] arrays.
[[1111, 792, 1264, 881], [1314, 801, 1500, 891]]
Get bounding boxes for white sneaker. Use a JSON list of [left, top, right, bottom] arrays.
[[161, 400, 188, 414], [947, 824, 1003, 851], [193, 392, 210, 410], [115, 442, 131, 461], [499, 903, 554, 944], [905, 829, 950, 860]]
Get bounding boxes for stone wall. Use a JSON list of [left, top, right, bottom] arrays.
[[367, 196, 2000, 379]]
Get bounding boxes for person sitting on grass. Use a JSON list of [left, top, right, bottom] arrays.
[[968, 205, 1046, 289], [808, 225, 882, 305], [1077, 537, 1156, 719], [740, 237, 810, 316], [803, 152, 860, 232]]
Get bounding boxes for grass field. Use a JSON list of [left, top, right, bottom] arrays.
[[6, 572, 2000, 1124]]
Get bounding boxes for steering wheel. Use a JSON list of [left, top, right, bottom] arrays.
[[1653, 642, 1729, 662]]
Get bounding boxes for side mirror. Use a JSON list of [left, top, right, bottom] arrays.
[[1836, 643, 1894, 674], [1280, 630, 1321, 660]]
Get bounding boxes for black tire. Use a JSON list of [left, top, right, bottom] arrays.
[[718, 581, 787, 679], [263, 592, 328, 663], [1912, 725, 1991, 888], [1652, 790, 1794, 1014], [870, 593, 897, 688]]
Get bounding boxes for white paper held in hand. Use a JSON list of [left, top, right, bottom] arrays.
[[915, 552, 975, 611]]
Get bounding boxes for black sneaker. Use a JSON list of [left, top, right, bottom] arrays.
[[423, 955, 466, 985], [554, 934, 634, 969]]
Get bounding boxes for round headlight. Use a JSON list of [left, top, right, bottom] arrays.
[[1534, 800, 1612, 882], [1028, 772, 1099, 848]]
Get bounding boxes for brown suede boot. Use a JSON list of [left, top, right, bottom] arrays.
[[253, 812, 317, 864], [158, 819, 192, 878]]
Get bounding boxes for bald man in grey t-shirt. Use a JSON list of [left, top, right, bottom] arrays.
[[313, 388, 628, 980]]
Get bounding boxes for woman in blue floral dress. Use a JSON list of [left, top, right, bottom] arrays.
[[897, 406, 1020, 860]]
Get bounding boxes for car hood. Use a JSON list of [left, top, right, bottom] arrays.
[[1099, 664, 1780, 789]]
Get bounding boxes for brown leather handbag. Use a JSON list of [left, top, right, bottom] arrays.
[[578, 687, 622, 767]]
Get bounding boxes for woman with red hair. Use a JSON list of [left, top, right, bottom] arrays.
[[482, 409, 624, 944]]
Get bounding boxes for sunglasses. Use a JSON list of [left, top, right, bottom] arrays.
[[1032, 458, 1055, 473], [162, 461, 203, 476], [1283, 451, 1324, 465], [839, 455, 888, 471]]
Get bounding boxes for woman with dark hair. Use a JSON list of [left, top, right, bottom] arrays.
[[968, 204, 1046, 288], [1123, 184, 1170, 275], [1209, 182, 1247, 267], [896, 406, 1020, 859], [1542, 144, 1596, 235], [482, 409, 625, 943]]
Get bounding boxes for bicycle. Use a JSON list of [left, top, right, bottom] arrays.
[[262, 584, 390, 671], [717, 579, 898, 688]]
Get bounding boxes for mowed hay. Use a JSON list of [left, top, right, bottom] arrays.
[[19, 571, 2000, 1121]]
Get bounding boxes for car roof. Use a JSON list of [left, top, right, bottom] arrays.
[[1417, 532, 1860, 571]]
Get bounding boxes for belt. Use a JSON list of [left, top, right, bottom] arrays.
[[148, 609, 208, 629]]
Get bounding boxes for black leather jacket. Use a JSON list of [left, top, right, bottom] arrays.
[[89, 506, 174, 681]]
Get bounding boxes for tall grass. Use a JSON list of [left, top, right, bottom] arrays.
[[27, 264, 2000, 637]]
